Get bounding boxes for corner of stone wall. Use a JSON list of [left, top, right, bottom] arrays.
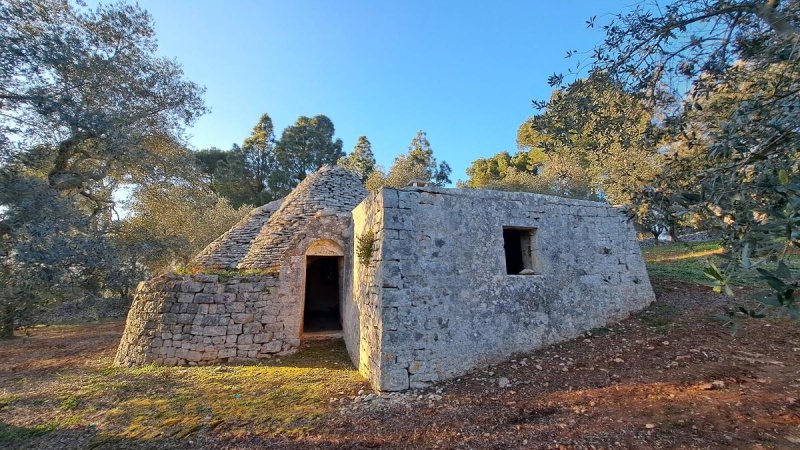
[[373, 188, 419, 391], [351, 189, 400, 390]]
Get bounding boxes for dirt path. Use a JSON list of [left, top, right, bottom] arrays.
[[1, 281, 799, 449]]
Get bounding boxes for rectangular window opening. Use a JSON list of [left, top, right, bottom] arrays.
[[503, 227, 538, 275]]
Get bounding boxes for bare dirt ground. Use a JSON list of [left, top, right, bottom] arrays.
[[1, 280, 799, 449]]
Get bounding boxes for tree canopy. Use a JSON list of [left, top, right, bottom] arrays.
[[367, 131, 452, 190], [465, 74, 662, 203], [272, 115, 344, 197], [339, 136, 377, 182], [0, 0, 208, 337], [551, 0, 799, 319]]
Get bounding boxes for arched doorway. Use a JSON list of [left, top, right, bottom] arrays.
[[303, 240, 344, 334]]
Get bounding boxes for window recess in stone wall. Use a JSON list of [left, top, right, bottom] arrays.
[[503, 227, 539, 275]]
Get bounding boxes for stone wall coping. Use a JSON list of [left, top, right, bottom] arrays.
[[385, 186, 627, 210]]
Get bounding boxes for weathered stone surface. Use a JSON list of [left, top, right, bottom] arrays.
[[115, 165, 365, 368], [113, 272, 288, 367], [238, 165, 367, 270], [115, 166, 654, 396], [349, 186, 654, 391]]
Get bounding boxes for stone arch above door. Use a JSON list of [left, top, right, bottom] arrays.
[[305, 239, 345, 257]]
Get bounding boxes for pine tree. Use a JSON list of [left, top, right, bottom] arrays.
[[338, 136, 376, 182], [242, 114, 277, 205]]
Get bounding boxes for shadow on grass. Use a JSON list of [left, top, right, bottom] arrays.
[[0, 421, 201, 450], [0, 336, 367, 448]]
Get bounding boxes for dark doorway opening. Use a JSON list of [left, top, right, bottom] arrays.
[[303, 256, 342, 333]]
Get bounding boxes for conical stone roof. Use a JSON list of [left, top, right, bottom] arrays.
[[194, 165, 367, 271], [192, 197, 284, 269]]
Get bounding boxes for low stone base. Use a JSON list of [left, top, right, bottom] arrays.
[[114, 273, 299, 367]]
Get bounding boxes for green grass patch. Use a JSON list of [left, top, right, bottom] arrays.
[[59, 395, 80, 411], [0, 338, 366, 443], [643, 240, 800, 287], [0, 422, 58, 445]]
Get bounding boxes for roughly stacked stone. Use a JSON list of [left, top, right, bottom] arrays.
[[193, 198, 284, 269], [114, 273, 293, 366], [115, 165, 368, 368], [239, 165, 367, 270], [351, 186, 655, 391]]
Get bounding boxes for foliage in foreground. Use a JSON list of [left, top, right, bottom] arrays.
[[643, 240, 800, 326], [0, 0, 208, 336], [543, 0, 799, 318]]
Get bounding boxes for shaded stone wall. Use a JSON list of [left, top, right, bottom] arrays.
[[360, 187, 655, 391], [114, 273, 297, 366], [346, 192, 386, 384]]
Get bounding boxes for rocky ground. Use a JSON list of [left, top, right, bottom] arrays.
[[221, 281, 800, 449], [1, 277, 798, 449]]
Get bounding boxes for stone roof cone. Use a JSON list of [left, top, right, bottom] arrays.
[[192, 165, 367, 270]]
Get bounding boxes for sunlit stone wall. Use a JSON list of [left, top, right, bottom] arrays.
[[354, 187, 655, 391]]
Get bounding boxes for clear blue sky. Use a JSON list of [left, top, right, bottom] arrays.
[[137, 0, 630, 182]]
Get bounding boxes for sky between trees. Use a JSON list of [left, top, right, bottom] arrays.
[[128, 0, 632, 182]]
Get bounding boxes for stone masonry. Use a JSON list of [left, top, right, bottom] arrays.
[[349, 186, 655, 390], [115, 165, 367, 367], [114, 273, 292, 366], [116, 165, 655, 393]]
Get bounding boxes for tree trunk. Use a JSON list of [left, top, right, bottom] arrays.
[[0, 303, 14, 339], [650, 227, 661, 244]]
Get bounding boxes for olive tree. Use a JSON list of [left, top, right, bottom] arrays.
[[0, 0, 206, 336], [552, 0, 799, 318]]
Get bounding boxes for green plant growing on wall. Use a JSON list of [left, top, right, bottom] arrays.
[[356, 230, 376, 266]]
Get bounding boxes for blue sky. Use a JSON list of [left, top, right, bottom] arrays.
[[138, 0, 630, 183]]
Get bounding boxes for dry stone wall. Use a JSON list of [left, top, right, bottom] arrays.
[[356, 187, 655, 391], [114, 273, 298, 366], [345, 191, 386, 383], [240, 165, 367, 270], [116, 165, 367, 368], [193, 198, 284, 269]]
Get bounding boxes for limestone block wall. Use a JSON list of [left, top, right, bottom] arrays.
[[273, 213, 355, 336], [114, 273, 298, 366], [346, 191, 386, 385], [363, 187, 655, 391]]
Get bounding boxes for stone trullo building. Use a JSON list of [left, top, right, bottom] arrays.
[[115, 165, 655, 391]]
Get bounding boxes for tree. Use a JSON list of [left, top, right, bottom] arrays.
[[118, 183, 249, 274], [0, 165, 119, 338], [241, 114, 278, 205], [522, 74, 663, 205], [367, 131, 452, 190], [338, 136, 376, 182], [559, 0, 799, 318], [271, 115, 344, 197], [0, 0, 206, 337], [194, 144, 256, 208], [194, 147, 231, 186]]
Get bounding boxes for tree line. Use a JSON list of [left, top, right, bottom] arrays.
[[193, 116, 450, 208], [461, 0, 798, 321], [0, 0, 452, 337]]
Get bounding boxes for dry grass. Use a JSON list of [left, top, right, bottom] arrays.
[[0, 324, 367, 448], [2, 242, 799, 448]]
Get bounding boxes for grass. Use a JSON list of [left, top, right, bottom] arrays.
[[0, 338, 367, 446], [643, 240, 799, 287], [0, 422, 58, 443]]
